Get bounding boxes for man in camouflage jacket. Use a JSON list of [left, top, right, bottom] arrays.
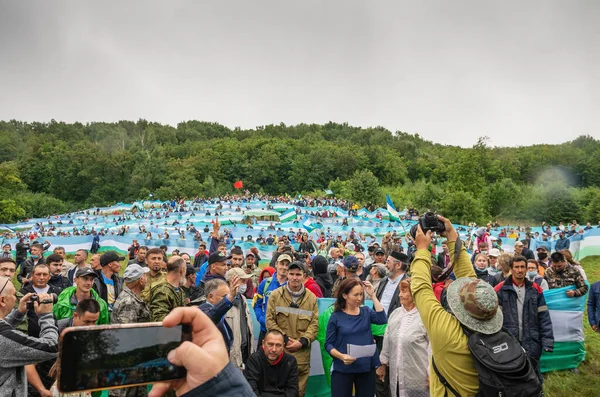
[[544, 252, 588, 297], [111, 264, 151, 325], [109, 264, 151, 397], [149, 256, 187, 322]]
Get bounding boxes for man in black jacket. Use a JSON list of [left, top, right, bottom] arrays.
[[199, 277, 242, 353], [15, 238, 30, 270], [93, 251, 124, 310], [18, 243, 46, 286], [244, 329, 299, 397], [19, 263, 61, 338], [45, 254, 70, 293], [494, 255, 554, 383]]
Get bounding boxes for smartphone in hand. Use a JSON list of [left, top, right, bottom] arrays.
[[58, 322, 191, 393]]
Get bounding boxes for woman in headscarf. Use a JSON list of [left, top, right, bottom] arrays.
[[312, 255, 333, 298], [378, 278, 430, 397]]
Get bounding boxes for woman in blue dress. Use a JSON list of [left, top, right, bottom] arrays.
[[325, 278, 387, 397]]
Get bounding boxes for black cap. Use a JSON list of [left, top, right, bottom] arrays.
[[100, 251, 125, 266], [390, 251, 409, 263], [374, 248, 386, 255], [288, 261, 307, 274], [75, 267, 98, 279], [208, 251, 232, 265]]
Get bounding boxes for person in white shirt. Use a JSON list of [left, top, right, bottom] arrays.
[[378, 277, 430, 397]]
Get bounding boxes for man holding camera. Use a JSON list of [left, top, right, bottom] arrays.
[[0, 276, 58, 397], [19, 264, 61, 338]]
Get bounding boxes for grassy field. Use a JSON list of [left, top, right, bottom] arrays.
[[544, 255, 600, 397]]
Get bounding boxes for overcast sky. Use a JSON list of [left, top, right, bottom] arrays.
[[0, 1, 598, 147]]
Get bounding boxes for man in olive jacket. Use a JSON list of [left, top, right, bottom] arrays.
[[266, 262, 318, 397], [149, 256, 187, 322]]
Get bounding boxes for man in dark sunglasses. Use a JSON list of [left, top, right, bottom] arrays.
[[0, 276, 58, 397]]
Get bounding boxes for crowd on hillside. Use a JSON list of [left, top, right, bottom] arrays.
[[0, 196, 599, 397]]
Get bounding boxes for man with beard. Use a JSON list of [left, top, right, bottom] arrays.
[[45, 254, 70, 293]]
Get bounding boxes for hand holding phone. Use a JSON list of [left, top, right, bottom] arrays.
[[149, 307, 230, 397], [59, 322, 191, 393]]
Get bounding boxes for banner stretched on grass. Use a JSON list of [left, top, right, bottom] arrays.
[[540, 284, 587, 373]]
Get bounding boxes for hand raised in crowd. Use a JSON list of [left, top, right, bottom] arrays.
[[414, 226, 433, 251], [362, 280, 375, 297], [227, 275, 243, 301], [149, 308, 230, 397], [437, 215, 459, 242]]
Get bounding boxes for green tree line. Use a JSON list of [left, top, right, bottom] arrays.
[[0, 120, 599, 225]]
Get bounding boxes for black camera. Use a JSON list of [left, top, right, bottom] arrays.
[[27, 293, 58, 311], [409, 212, 446, 239]]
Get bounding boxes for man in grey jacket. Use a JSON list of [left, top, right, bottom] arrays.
[[0, 276, 58, 397]]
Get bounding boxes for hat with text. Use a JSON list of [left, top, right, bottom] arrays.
[[446, 277, 503, 334]]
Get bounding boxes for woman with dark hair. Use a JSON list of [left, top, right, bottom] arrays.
[[325, 278, 387, 397]]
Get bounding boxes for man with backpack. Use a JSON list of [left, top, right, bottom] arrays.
[[494, 255, 554, 383], [411, 216, 543, 397]]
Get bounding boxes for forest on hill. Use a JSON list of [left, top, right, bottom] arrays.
[[0, 119, 599, 225]]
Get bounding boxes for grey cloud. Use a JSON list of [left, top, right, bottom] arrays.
[[0, 0, 598, 147]]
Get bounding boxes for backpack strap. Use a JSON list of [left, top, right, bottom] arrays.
[[261, 277, 274, 310], [432, 357, 461, 397]]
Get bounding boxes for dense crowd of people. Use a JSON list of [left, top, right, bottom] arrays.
[[0, 196, 598, 397]]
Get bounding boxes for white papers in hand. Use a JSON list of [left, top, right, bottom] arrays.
[[347, 344, 376, 358]]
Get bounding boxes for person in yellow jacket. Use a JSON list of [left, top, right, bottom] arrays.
[[411, 216, 503, 397], [266, 261, 319, 397]]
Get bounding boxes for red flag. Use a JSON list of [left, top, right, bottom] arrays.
[[234, 180, 243, 189]]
